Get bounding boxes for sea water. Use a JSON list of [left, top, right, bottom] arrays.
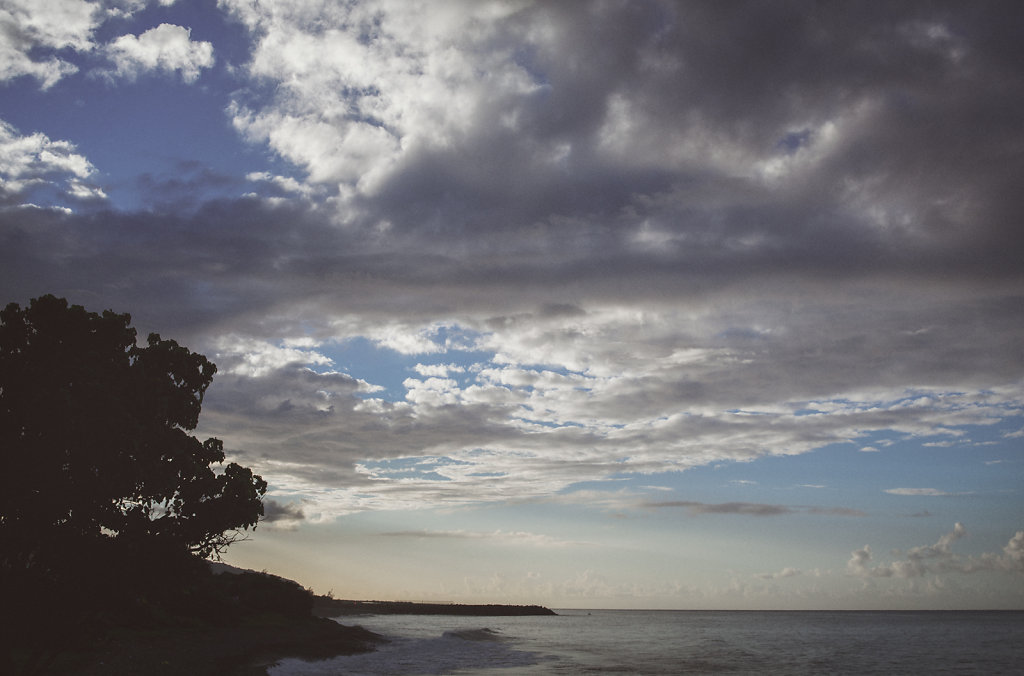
[[270, 610, 1024, 675]]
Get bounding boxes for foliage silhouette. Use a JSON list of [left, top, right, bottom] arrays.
[[0, 295, 267, 672]]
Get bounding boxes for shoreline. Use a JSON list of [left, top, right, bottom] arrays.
[[27, 564, 556, 675], [39, 599, 557, 675]]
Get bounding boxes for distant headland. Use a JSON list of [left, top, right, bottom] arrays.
[[313, 597, 557, 617], [211, 561, 557, 617]]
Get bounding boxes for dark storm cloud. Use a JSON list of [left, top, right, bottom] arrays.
[[342, 0, 1024, 282], [135, 163, 241, 212]]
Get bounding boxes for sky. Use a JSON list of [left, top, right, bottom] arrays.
[[2, 0, 1023, 610]]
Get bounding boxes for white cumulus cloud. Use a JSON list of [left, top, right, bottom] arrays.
[[848, 523, 1024, 579], [104, 23, 214, 83], [0, 120, 104, 203], [0, 0, 100, 88]]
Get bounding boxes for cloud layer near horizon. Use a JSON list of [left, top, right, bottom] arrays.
[[2, 0, 1023, 523]]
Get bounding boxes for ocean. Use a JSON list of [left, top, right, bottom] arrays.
[[270, 609, 1024, 675]]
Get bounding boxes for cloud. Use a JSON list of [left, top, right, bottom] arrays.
[[0, 2, 211, 89], [212, 335, 334, 378], [905, 522, 967, 561], [643, 501, 863, 518], [245, 172, 319, 200], [0, 0, 99, 88], [260, 498, 306, 529], [216, 0, 1024, 276], [4, 196, 1022, 517], [884, 488, 955, 497], [1001, 531, 1024, 572], [848, 523, 1024, 578], [3, 2, 1024, 520], [0, 120, 104, 204], [648, 501, 793, 516], [103, 23, 215, 83], [638, 499, 864, 520], [376, 529, 582, 547], [414, 363, 466, 378], [756, 567, 802, 581], [806, 507, 867, 517], [220, 0, 537, 190]]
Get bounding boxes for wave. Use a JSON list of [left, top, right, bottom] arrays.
[[442, 627, 504, 642]]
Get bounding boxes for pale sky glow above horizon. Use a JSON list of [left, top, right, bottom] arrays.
[[2, 0, 1023, 609]]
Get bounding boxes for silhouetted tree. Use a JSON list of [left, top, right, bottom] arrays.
[[0, 295, 266, 671]]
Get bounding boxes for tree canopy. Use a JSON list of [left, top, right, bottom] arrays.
[[0, 294, 266, 562]]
